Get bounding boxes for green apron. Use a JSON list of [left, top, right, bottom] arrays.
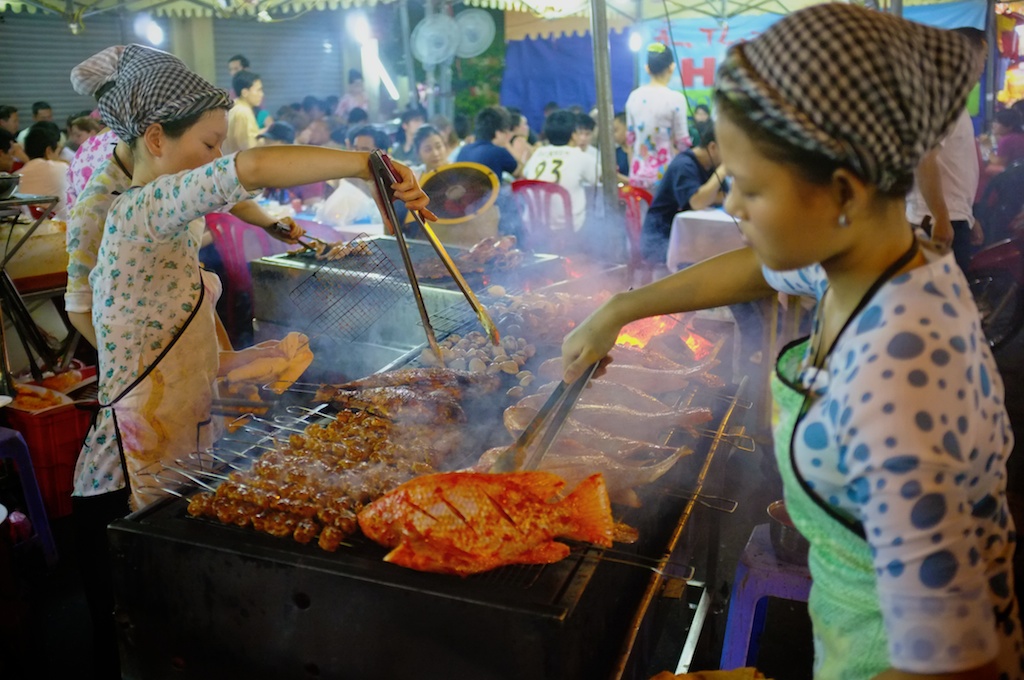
[[772, 340, 889, 680], [768, 237, 922, 678]]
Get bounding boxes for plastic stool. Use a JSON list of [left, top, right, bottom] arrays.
[[720, 523, 810, 668], [0, 426, 58, 566]]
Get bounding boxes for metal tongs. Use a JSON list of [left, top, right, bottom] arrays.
[[369, 151, 501, 359], [489, 361, 600, 473], [270, 221, 330, 254]]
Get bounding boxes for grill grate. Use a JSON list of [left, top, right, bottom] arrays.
[[288, 236, 407, 343]]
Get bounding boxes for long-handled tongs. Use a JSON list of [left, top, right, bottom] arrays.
[[368, 151, 446, 366], [371, 150, 501, 347], [489, 361, 599, 473]]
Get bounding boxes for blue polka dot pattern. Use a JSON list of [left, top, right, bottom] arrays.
[[888, 332, 925, 359], [764, 250, 1019, 674], [920, 551, 958, 588]]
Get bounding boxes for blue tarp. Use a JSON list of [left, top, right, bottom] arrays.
[[501, 0, 988, 130]]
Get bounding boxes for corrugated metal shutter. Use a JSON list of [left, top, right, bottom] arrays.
[[0, 11, 129, 124], [213, 11, 346, 114]]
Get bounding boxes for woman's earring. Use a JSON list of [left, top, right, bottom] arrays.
[[838, 214, 849, 227]]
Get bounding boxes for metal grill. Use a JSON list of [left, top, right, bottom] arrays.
[[288, 237, 407, 343]]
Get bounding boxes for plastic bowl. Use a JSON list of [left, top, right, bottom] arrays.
[[0, 173, 20, 200], [768, 500, 809, 563]]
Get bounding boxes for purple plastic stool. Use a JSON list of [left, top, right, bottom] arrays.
[[0, 426, 58, 566], [720, 523, 810, 668]]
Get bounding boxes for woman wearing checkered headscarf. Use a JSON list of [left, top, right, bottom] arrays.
[[563, 5, 1023, 678], [68, 42, 433, 678]]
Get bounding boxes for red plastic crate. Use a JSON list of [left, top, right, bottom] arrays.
[[3, 402, 93, 519]]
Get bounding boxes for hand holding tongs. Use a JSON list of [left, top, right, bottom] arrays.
[[489, 361, 600, 473], [269, 221, 328, 253], [371, 151, 501, 347]]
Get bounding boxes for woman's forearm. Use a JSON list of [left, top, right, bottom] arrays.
[[68, 311, 97, 348], [234, 147, 372, 191], [611, 246, 774, 323]]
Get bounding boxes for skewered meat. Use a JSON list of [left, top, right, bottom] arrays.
[[503, 404, 711, 443], [477, 440, 690, 507], [358, 471, 614, 575], [538, 358, 720, 394], [187, 408, 465, 550], [529, 380, 672, 413], [333, 367, 501, 396], [502, 405, 683, 453], [317, 386, 467, 424], [610, 344, 690, 371]]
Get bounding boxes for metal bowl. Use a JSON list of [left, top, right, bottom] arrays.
[[768, 500, 809, 564], [0, 173, 20, 200]]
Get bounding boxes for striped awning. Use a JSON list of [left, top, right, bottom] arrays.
[[0, 0, 397, 18]]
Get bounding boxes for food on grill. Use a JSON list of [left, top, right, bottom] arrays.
[[333, 367, 501, 396], [529, 380, 672, 414], [490, 290, 611, 345], [501, 406, 680, 454], [610, 343, 691, 371], [187, 409, 463, 550], [504, 404, 712, 444], [315, 386, 466, 424], [417, 235, 523, 279], [358, 471, 613, 575], [477, 440, 690, 507], [538, 358, 721, 394], [418, 331, 535, 376], [308, 239, 372, 260], [219, 332, 314, 393]]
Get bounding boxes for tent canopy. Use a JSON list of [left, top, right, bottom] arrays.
[[0, 0, 395, 19]]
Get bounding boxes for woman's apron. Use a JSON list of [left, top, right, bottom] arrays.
[[86, 269, 221, 510], [769, 238, 921, 679]]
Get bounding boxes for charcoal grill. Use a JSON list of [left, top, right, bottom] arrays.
[[109, 346, 749, 680]]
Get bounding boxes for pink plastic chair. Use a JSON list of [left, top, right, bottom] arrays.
[[511, 179, 575, 253], [619, 185, 655, 285], [205, 213, 286, 342]]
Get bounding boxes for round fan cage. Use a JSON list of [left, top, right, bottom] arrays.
[[411, 14, 461, 65], [455, 9, 496, 59], [419, 162, 500, 225]]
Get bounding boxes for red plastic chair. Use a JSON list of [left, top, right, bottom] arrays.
[[205, 213, 287, 343], [619, 185, 655, 285], [511, 179, 575, 253]]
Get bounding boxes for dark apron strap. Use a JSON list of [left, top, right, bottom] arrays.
[[88, 279, 207, 495], [789, 236, 920, 540]]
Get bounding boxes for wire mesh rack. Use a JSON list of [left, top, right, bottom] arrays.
[[428, 286, 523, 337], [289, 236, 408, 343]]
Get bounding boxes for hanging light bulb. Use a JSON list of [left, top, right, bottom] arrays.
[[518, 0, 588, 19]]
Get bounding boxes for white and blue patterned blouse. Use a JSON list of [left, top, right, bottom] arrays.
[[764, 245, 1023, 674]]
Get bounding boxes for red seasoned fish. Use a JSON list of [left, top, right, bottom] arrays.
[[357, 471, 613, 576]]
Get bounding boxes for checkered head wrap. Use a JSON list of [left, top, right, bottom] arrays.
[[71, 44, 231, 143], [715, 4, 976, 191]]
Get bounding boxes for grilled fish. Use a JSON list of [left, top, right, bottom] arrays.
[[477, 441, 689, 507], [538, 358, 720, 394], [358, 471, 614, 575], [528, 380, 672, 413], [503, 404, 711, 443]]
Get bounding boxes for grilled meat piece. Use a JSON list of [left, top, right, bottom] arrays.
[[504, 403, 711, 444], [358, 471, 614, 575]]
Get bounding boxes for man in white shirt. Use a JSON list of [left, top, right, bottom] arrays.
[[18, 121, 69, 219], [522, 109, 598, 231], [223, 71, 263, 154], [906, 27, 986, 271]]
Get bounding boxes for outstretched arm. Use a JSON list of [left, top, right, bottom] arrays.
[[561, 246, 774, 382]]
